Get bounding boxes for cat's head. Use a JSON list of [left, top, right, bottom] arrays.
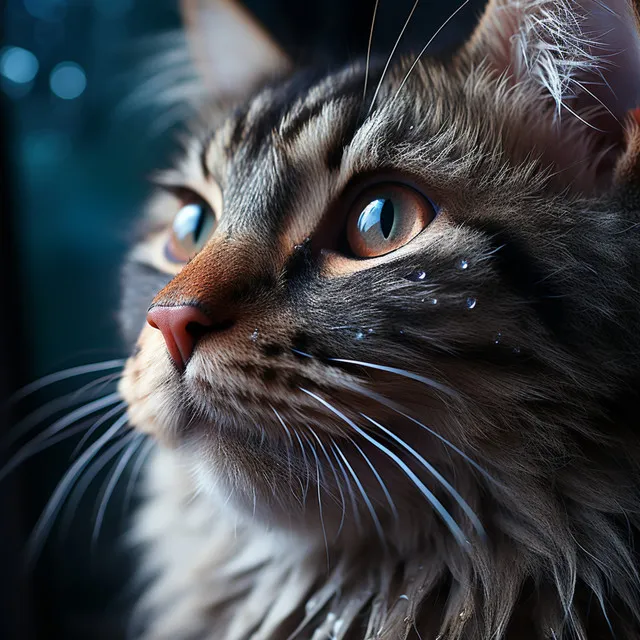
[[120, 0, 640, 558]]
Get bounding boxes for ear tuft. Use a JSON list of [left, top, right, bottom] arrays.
[[466, 0, 640, 188], [468, 0, 640, 119]]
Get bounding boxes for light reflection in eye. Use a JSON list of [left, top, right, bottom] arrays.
[[173, 203, 205, 243]]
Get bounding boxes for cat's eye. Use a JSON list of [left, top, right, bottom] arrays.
[[346, 183, 438, 258], [166, 200, 217, 263]]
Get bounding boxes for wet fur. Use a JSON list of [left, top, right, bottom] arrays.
[[119, 1, 640, 638]]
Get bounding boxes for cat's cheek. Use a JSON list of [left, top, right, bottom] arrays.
[[118, 325, 183, 445]]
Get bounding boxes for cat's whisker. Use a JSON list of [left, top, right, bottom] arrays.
[[342, 381, 500, 487], [331, 439, 386, 546], [11, 359, 125, 403], [308, 426, 347, 539], [26, 413, 130, 567], [392, 0, 472, 102], [5, 372, 122, 448], [270, 406, 305, 504], [59, 433, 136, 539], [92, 433, 147, 546], [300, 389, 469, 548], [329, 438, 364, 534], [252, 485, 257, 519], [359, 413, 485, 539], [0, 393, 124, 483], [347, 436, 398, 521], [123, 437, 156, 517], [368, 0, 420, 115], [302, 432, 330, 566], [71, 401, 128, 458], [289, 425, 311, 507], [362, 0, 381, 100], [327, 357, 458, 399]]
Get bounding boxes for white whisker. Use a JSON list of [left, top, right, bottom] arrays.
[[123, 437, 155, 516], [270, 406, 305, 503], [300, 389, 469, 548], [344, 381, 499, 486], [0, 393, 124, 483], [26, 413, 130, 566], [332, 439, 386, 545], [59, 434, 134, 538], [308, 426, 347, 538], [368, 0, 420, 115], [328, 357, 458, 398], [5, 372, 122, 447], [360, 414, 485, 538], [292, 427, 311, 506], [71, 401, 128, 458], [393, 0, 472, 101], [11, 359, 125, 402], [302, 432, 330, 566], [363, 0, 381, 100], [348, 437, 398, 520], [92, 433, 146, 545]]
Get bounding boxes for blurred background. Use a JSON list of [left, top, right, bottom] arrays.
[[0, 0, 484, 638]]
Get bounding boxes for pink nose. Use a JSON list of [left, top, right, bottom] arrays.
[[146, 305, 213, 370]]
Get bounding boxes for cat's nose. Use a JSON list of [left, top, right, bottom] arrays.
[[146, 305, 214, 370]]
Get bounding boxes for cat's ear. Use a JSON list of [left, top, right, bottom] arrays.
[[464, 0, 640, 186], [181, 0, 291, 99]]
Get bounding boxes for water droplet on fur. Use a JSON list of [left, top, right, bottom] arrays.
[[399, 329, 405, 335], [430, 298, 438, 305], [494, 331, 502, 345], [250, 328, 259, 342], [398, 594, 409, 601], [409, 125, 415, 130], [305, 598, 317, 613], [405, 270, 426, 281], [355, 330, 365, 340], [458, 259, 469, 270], [367, 328, 374, 334], [466, 297, 477, 309], [512, 346, 521, 355]]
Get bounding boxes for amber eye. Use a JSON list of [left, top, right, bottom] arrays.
[[346, 183, 438, 258], [165, 200, 216, 263]]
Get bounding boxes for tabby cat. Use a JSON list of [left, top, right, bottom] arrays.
[[116, 0, 640, 637]]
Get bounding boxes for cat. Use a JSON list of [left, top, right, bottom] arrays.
[[113, 0, 640, 638]]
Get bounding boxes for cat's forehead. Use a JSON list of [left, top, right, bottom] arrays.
[[167, 56, 532, 247]]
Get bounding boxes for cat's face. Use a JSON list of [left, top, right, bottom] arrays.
[[119, 0, 640, 547]]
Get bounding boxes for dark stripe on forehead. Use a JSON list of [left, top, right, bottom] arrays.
[[279, 100, 328, 143], [204, 61, 386, 239]]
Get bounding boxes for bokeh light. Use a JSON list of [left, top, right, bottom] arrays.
[[0, 46, 39, 84], [49, 61, 86, 99]]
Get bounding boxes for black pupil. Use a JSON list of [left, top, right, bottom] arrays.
[[380, 199, 394, 238], [192, 205, 206, 243]]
